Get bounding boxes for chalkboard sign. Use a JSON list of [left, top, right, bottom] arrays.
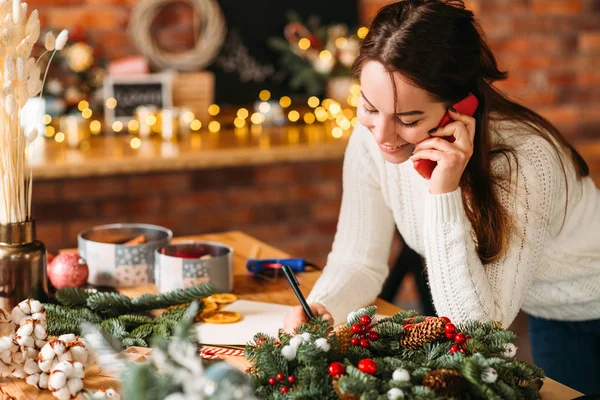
[[103, 74, 173, 124]]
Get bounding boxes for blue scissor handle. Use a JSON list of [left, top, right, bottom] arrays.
[[246, 258, 306, 274]]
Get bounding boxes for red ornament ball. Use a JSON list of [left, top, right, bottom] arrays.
[[360, 315, 372, 326], [439, 316, 451, 324], [268, 377, 276, 385], [359, 338, 370, 349], [287, 375, 296, 384], [449, 344, 459, 354], [47, 252, 89, 289], [281, 386, 289, 394], [367, 331, 379, 341], [444, 323, 457, 334], [351, 323, 363, 334], [350, 337, 360, 346], [445, 332, 455, 339], [328, 362, 346, 378], [276, 373, 285, 381], [454, 333, 466, 344], [357, 358, 377, 375]]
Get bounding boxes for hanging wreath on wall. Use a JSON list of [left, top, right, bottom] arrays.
[[129, 0, 227, 71]]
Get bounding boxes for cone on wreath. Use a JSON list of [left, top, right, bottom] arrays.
[[333, 325, 352, 353], [399, 317, 445, 349], [422, 368, 467, 397], [332, 379, 359, 400]]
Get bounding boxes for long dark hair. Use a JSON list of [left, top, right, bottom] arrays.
[[353, 0, 588, 263]]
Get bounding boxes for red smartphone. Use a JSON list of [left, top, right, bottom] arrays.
[[413, 93, 479, 180]]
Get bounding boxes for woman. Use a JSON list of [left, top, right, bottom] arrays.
[[283, 0, 600, 393]]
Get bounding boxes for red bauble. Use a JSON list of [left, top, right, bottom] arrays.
[[359, 338, 370, 349], [439, 316, 451, 324], [328, 362, 346, 378], [360, 315, 372, 326], [351, 323, 363, 334], [268, 377, 276, 385], [281, 386, 289, 394], [449, 344, 459, 354], [445, 332, 455, 339], [288, 375, 296, 384], [277, 373, 285, 381], [357, 358, 377, 375], [444, 323, 457, 334], [367, 331, 379, 341], [350, 337, 360, 346], [454, 333, 466, 344], [47, 252, 89, 289]]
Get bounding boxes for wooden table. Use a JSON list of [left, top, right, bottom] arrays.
[[1, 231, 582, 400]]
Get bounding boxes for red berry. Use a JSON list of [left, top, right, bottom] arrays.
[[439, 316, 451, 324], [257, 338, 265, 345], [454, 333, 466, 344], [277, 373, 284, 381], [357, 358, 377, 375], [449, 344, 459, 354], [367, 331, 379, 341], [364, 325, 373, 332], [274, 341, 280, 346], [458, 346, 466, 354], [466, 335, 472, 340], [360, 338, 370, 349], [360, 315, 372, 326], [351, 323, 363, 334], [328, 362, 346, 377], [351, 337, 360, 346], [288, 375, 296, 384], [268, 377, 276, 385], [445, 332, 455, 339], [444, 323, 457, 334], [281, 386, 289, 394]]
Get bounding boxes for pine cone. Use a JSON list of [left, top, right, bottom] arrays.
[[332, 379, 359, 400], [399, 318, 446, 349], [422, 369, 467, 396], [334, 325, 352, 353]]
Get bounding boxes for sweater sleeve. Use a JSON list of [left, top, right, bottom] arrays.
[[424, 135, 564, 328], [306, 128, 396, 325]]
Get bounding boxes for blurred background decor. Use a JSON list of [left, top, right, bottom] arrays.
[[268, 11, 364, 100]]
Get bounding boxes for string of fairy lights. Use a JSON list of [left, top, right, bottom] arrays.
[[41, 27, 369, 149]]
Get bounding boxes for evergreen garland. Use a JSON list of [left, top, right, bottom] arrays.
[[43, 283, 215, 347], [247, 307, 546, 399]]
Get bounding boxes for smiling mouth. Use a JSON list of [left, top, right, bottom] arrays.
[[382, 144, 401, 150]]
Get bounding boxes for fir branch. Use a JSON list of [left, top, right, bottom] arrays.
[[130, 324, 155, 340], [346, 305, 377, 326], [130, 284, 215, 311], [87, 292, 134, 317], [101, 318, 129, 340], [122, 337, 149, 348], [55, 287, 93, 307], [118, 314, 154, 330], [47, 318, 82, 336], [44, 303, 103, 323]]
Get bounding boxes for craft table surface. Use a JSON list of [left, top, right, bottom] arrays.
[[0, 231, 583, 400]]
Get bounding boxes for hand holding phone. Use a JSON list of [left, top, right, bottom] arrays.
[[413, 93, 479, 180]]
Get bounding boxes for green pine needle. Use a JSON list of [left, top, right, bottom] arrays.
[[55, 287, 93, 307]]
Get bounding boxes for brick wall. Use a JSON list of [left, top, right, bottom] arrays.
[[33, 161, 343, 267], [360, 0, 600, 141]]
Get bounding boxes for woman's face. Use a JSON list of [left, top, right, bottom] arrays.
[[358, 61, 448, 164]]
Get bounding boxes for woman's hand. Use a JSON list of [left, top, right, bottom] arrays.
[[283, 302, 333, 333], [410, 108, 476, 194]]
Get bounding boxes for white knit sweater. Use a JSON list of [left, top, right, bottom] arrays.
[[307, 120, 600, 328]]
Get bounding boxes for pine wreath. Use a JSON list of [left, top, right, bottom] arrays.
[[247, 306, 546, 399]]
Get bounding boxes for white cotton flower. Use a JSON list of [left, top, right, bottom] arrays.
[[314, 338, 330, 352], [39, 372, 49, 389], [44, 31, 55, 51], [481, 367, 498, 383], [26, 372, 40, 386], [12, 363, 25, 378], [300, 332, 311, 342], [105, 389, 120, 399], [51, 387, 71, 400], [387, 387, 405, 400], [23, 357, 39, 375], [55, 29, 68, 51], [281, 345, 297, 361], [392, 368, 410, 382], [12, 299, 46, 327], [289, 335, 304, 348], [503, 343, 517, 358]]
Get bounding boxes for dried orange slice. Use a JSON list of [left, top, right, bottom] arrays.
[[206, 293, 238, 304], [202, 299, 218, 313], [201, 311, 242, 324]]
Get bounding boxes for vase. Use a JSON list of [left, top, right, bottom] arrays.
[[0, 220, 48, 311], [325, 76, 357, 105]]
